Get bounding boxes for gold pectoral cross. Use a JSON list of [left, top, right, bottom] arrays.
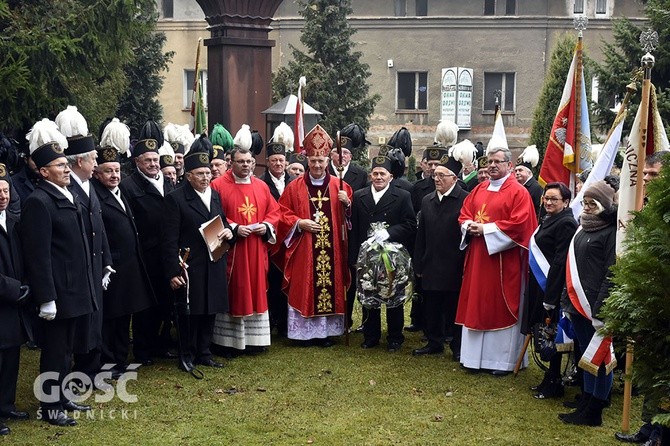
[[310, 190, 330, 210]]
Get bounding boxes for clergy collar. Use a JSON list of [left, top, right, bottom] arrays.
[[488, 173, 511, 191], [233, 172, 252, 184], [307, 170, 330, 187]]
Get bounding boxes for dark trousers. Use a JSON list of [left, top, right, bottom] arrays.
[[0, 346, 21, 413], [362, 305, 404, 345], [423, 290, 460, 353], [184, 314, 215, 363], [409, 275, 424, 328], [37, 318, 76, 410], [267, 264, 287, 336], [73, 348, 101, 376], [132, 304, 172, 361], [101, 314, 132, 370]]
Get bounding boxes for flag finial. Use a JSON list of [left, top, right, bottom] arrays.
[[573, 16, 588, 36]]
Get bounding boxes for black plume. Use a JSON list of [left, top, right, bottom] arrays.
[[386, 148, 406, 179], [250, 130, 264, 156], [388, 127, 412, 157], [190, 135, 214, 159], [0, 133, 20, 171], [139, 120, 164, 147], [340, 123, 369, 149]]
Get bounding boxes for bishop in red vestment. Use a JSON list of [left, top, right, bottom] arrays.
[[456, 146, 537, 374], [277, 125, 353, 345], [210, 148, 281, 350]]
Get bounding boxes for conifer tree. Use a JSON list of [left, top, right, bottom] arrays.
[[272, 0, 380, 151]]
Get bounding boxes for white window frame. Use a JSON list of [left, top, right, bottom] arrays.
[[483, 72, 516, 113], [396, 71, 428, 112], [183, 69, 208, 110], [573, 0, 584, 14]]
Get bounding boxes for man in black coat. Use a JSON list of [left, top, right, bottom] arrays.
[[92, 147, 156, 376], [261, 142, 293, 337], [349, 156, 415, 352], [65, 139, 113, 378], [163, 151, 234, 369], [21, 142, 96, 426], [10, 152, 39, 204], [120, 139, 176, 365], [515, 164, 543, 218], [0, 165, 30, 435], [413, 163, 469, 359]]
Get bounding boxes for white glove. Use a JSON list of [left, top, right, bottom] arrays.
[[102, 266, 116, 290], [39, 301, 57, 320], [372, 229, 390, 244], [542, 303, 556, 311], [592, 318, 605, 330]]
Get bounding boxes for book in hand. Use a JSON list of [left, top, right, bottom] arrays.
[[199, 215, 230, 262]]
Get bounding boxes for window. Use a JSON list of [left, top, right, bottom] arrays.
[[505, 0, 516, 15], [184, 69, 208, 109], [394, 0, 406, 16], [596, 0, 607, 14], [415, 0, 427, 16], [484, 0, 495, 15], [484, 72, 515, 112], [573, 0, 584, 13], [397, 72, 428, 111], [162, 0, 173, 19]]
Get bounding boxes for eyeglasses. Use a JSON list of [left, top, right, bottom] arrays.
[[46, 162, 69, 170], [581, 200, 599, 208], [234, 160, 253, 165], [434, 173, 455, 179], [190, 171, 212, 179], [542, 196, 564, 203], [487, 159, 509, 165]]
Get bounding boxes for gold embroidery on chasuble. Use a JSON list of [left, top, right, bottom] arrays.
[[308, 184, 336, 314], [474, 203, 490, 224], [238, 196, 257, 224]]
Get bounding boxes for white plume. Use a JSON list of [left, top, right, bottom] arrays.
[[272, 122, 294, 151], [434, 120, 459, 147], [299, 76, 306, 88], [519, 144, 540, 168], [158, 141, 175, 157], [100, 118, 131, 155], [234, 124, 252, 150], [164, 123, 195, 154], [55, 105, 89, 137], [26, 119, 69, 154], [450, 139, 477, 165]]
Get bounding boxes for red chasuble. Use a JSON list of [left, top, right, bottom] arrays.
[[277, 172, 352, 317], [456, 175, 537, 331], [211, 171, 280, 316]]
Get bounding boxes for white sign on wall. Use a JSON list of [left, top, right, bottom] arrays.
[[441, 67, 473, 130]]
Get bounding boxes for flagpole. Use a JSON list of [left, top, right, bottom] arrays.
[[573, 17, 587, 191], [191, 38, 203, 135]]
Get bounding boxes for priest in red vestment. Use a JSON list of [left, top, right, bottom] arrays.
[[277, 125, 353, 346], [210, 147, 281, 351], [456, 143, 537, 374]]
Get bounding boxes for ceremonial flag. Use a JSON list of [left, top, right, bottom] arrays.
[[571, 113, 625, 219], [616, 85, 669, 255], [294, 76, 306, 152], [539, 40, 592, 189], [190, 38, 207, 135]]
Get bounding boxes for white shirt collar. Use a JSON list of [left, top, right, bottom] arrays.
[[233, 172, 252, 184], [270, 172, 286, 196], [139, 170, 164, 196], [487, 173, 510, 192], [45, 180, 74, 203], [437, 183, 457, 201], [371, 183, 390, 205], [194, 187, 212, 212], [331, 162, 349, 178], [70, 172, 90, 196], [309, 173, 326, 186], [0, 210, 6, 232]]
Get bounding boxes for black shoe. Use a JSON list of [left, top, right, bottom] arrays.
[[563, 393, 584, 408], [534, 380, 564, 399], [245, 346, 268, 356], [452, 352, 461, 362], [387, 342, 402, 352], [42, 410, 76, 426], [404, 324, 422, 332], [0, 410, 29, 420], [0, 424, 9, 435], [615, 430, 649, 444], [62, 400, 91, 412], [319, 338, 335, 348], [360, 340, 379, 349], [490, 370, 511, 377], [561, 396, 606, 426], [412, 345, 444, 356], [530, 373, 552, 392], [196, 358, 225, 368]]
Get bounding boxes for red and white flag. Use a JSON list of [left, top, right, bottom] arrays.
[[294, 76, 306, 152]]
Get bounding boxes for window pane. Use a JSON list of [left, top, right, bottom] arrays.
[[484, 73, 502, 110], [596, 0, 606, 14], [484, 0, 495, 15], [162, 0, 174, 18], [505, 0, 516, 15], [397, 72, 416, 109], [574, 0, 584, 14], [418, 72, 428, 110], [504, 73, 515, 111], [394, 0, 406, 16], [185, 70, 208, 109], [416, 0, 427, 16]]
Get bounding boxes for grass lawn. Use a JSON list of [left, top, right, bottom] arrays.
[[6, 325, 640, 445]]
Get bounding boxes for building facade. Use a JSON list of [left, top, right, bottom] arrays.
[[157, 0, 646, 150]]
